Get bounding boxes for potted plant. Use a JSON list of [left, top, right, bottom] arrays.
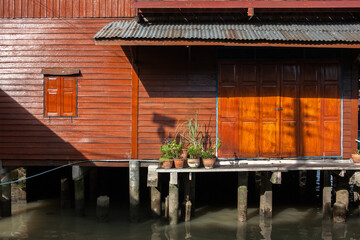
[[179, 114, 203, 168], [352, 149, 360, 164], [159, 153, 173, 169], [201, 138, 222, 169], [187, 143, 202, 168], [160, 139, 174, 169], [169, 140, 184, 169]]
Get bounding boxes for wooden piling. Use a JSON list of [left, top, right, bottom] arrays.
[[183, 172, 195, 220], [165, 195, 169, 219], [60, 177, 71, 208], [237, 172, 248, 222], [322, 171, 332, 220], [129, 161, 140, 222], [259, 172, 272, 218], [169, 172, 179, 225], [185, 199, 192, 222], [72, 166, 85, 217], [0, 167, 11, 217], [97, 195, 110, 222]]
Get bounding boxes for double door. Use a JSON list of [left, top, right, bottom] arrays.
[[218, 61, 341, 158]]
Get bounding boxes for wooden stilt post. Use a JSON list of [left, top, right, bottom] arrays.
[[238, 172, 248, 222], [88, 168, 98, 202], [183, 173, 193, 222], [97, 195, 110, 222], [60, 177, 71, 208], [169, 172, 179, 225], [333, 174, 349, 223], [0, 165, 11, 217], [72, 166, 85, 217], [148, 165, 161, 218], [190, 173, 196, 216], [129, 161, 140, 222], [259, 172, 272, 218], [322, 171, 332, 220]]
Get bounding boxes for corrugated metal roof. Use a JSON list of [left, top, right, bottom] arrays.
[[94, 20, 360, 42]]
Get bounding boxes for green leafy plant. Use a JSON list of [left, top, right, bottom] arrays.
[[159, 153, 172, 162], [187, 143, 202, 159], [201, 138, 222, 159], [160, 139, 183, 160], [356, 149, 360, 155], [179, 113, 203, 148]]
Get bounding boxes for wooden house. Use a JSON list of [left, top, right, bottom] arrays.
[[1, 0, 360, 222]]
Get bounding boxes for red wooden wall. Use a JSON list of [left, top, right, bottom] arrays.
[[0, 0, 135, 18], [0, 19, 132, 166], [136, 47, 217, 159]]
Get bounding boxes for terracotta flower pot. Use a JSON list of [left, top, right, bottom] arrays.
[[161, 160, 173, 169], [202, 157, 216, 169], [174, 158, 184, 169], [187, 158, 200, 168], [352, 154, 360, 164]]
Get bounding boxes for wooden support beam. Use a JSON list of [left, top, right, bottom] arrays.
[[129, 161, 140, 222], [259, 172, 272, 218], [131, 65, 139, 159], [72, 166, 85, 217], [0, 166, 11, 217], [169, 172, 179, 225], [322, 171, 332, 220], [237, 172, 248, 222], [133, 1, 360, 9], [60, 177, 71, 208]]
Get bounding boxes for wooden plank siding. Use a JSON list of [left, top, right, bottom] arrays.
[[0, 19, 133, 165], [136, 46, 217, 159], [0, 0, 135, 18]]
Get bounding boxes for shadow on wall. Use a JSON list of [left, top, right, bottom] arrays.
[[0, 89, 88, 166]]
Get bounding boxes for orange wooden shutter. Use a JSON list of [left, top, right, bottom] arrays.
[[61, 77, 77, 116], [45, 77, 61, 116]]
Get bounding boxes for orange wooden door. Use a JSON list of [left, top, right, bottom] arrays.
[[218, 61, 341, 158]]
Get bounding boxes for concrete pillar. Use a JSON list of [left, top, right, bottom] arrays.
[[169, 172, 179, 225], [0, 167, 11, 217], [259, 172, 272, 218], [60, 177, 71, 208], [259, 218, 272, 240], [237, 172, 248, 222], [147, 165, 161, 218], [72, 166, 85, 217], [97, 195, 110, 222], [129, 161, 140, 222], [333, 174, 349, 223], [322, 171, 332, 220], [11, 167, 27, 209]]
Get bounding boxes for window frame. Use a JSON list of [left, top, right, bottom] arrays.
[[43, 75, 78, 118]]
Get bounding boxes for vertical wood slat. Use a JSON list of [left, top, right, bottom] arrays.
[[106, 0, 111, 17], [65, 0, 72, 18], [59, 0, 66, 17], [34, 0, 41, 17], [79, 0, 86, 17], [131, 65, 139, 159], [0, 0, 4, 18], [21, 0, 28, 17], [73, 0, 79, 17], [111, 0, 118, 17], [99, 0, 106, 17], [14, 0, 22, 17], [40, 0, 47, 17], [28, 0, 34, 17], [93, 0, 100, 17], [3, 0, 9, 18], [53, 0, 59, 17], [46, 0, 53, 18], [9, 0, 14, 18], [85, 0, 93, 17]]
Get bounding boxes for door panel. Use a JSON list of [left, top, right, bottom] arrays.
[[218, 61, 341, 158]]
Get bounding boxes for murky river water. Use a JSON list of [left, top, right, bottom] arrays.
[[1, 200, 360, 240]]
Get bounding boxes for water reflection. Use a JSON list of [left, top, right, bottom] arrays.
[[3, 201, 360, 239]]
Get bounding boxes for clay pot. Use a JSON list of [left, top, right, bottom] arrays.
[[202, 157, 216, 169], [161, 160, 173, 169], [174, 158, 184, 169], [352, 154, 360, 164], [180, 149, 188, 159], [187, 158, 200, 168]]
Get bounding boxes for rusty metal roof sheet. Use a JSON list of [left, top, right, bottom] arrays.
[[94, 20, 360, 42]]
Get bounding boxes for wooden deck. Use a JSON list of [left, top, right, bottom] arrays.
[[157, 159, 360, 173]]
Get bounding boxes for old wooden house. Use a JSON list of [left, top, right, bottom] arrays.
[[1, 0, 360, 224]]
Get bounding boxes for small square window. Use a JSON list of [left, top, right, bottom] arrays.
[[44, 76, 77, 117]]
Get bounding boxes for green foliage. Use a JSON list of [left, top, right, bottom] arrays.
[[179, 113, 203, 148], [201, 138, 222, 158], [159, 154, 172, 162], [187, 144, 202, 159], [356, 149, 360, 155], [160, 139, 183, 159]]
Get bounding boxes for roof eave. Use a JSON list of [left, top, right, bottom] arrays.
[[95, 38, 360, 49]]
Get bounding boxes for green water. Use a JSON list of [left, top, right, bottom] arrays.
[[1, 200, 360, 240]]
